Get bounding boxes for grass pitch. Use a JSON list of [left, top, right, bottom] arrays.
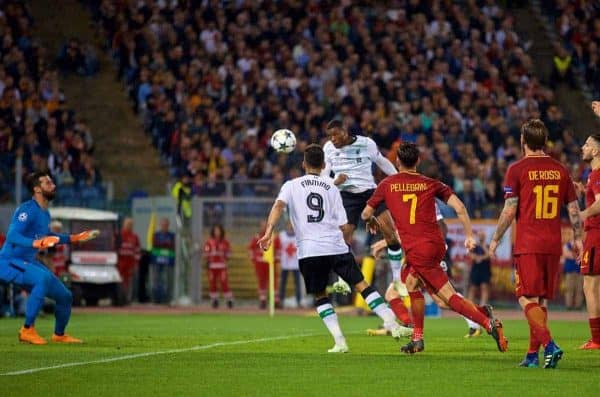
[[0, 312, 597, 397]]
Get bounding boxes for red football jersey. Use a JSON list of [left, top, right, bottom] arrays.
[[248, 235, 268, 265], [367, 171, 453, 253], [204, 238, 230, 269], [585, 169, 600, 231], [503, 155, 577, 255]]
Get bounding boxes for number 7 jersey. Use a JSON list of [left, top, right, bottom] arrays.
[[367, 171, 454, 253], [503, 155, 577, 255], [276, 174, 349, 259]]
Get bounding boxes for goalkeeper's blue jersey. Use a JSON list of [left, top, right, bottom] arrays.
[[0, 199, 69, 262]]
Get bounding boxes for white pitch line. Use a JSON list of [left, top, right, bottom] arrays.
[[0, 333, 318, 376]]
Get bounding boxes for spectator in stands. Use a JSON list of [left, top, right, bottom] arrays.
[[83, 0, 582, 223], [551, 44, 576, 89], [58, 39, 86, 75], [171, 171, 192, 224], [0, 1, 103, 206]]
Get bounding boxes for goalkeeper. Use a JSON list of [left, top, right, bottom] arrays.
[[0, 172, 100, 345]]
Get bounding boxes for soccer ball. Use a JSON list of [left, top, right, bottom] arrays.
[[270, 129, 296, 154]]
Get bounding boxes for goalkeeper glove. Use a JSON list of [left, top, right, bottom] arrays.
[[331, 277, 351, 295], [71, 229, 101, 243], [33, 236, 60, 249]]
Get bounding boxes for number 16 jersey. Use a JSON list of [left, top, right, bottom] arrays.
[[276, 174, 349, 259], [503, 155, 577, 255]]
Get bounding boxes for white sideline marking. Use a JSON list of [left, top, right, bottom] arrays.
[[0, 333, 317, 376]]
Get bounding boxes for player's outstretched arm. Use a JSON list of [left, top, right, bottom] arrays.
[[446, 194, 476, 251], [373, 152, 397, 176], [489, 197, 518, 257], [258, 200, 286, 251]]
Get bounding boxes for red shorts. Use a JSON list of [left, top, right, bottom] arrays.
[[514, 254, 560, 299], [582, 229, 600, 275], [401, 243, 448, 292]]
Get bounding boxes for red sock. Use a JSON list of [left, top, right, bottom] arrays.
[[527, 307, 546, 353], [408, 291, 424, 341], [448, 294, 491, 331], [524, 303, 551, 347], [528, 326, 540, 353], [476, 305, 488, 317], [590, 317, 600, 344], [389, 298, 412, 326]]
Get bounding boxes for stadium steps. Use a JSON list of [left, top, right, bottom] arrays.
[[513, 3, 600, 139], [200, 243, 298, 301], [28, 0, 169, 199]]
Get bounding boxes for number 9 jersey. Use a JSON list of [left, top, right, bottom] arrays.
[[503, 155, 577, 255], [276, 174, 349, 259]]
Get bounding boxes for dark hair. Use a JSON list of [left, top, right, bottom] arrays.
[[590, 134, 600, 145], [521, 119, 547, 151], [210, 224, 225, 239], [396, 142, 420, 168], [325, 119, 343, 131], [304, 144, 324, 168], [26, 171, 50, 194]]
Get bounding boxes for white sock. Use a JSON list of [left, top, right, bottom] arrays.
[[317, 302, 346, 346], [387, 247, 403, 282], [363, 288, 398, 329]]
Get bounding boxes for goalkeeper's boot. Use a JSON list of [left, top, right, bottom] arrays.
[[543, 340, 563, 369], [488, 318, 508, 352], [52, 333, 83, 343], [464, 327, 482, 338], [400, 339, 424, 354], [579, 339, 600, 350], [390, 323, 414, 339], [19, 326, 47, 345], [518, 352, 540, 368], [327, 343, 349, 353]]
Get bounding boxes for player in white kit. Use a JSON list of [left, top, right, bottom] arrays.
[[322, 119, 398, 245], [258, 144, 412, 352]]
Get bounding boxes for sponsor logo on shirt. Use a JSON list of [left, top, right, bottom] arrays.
[[503, 186, 513, 193], [18, 212, 28, 222]]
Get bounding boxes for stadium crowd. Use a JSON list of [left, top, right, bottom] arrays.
[[91, 0, 584, 217], [0, 1, 104, 205], [543, 0, 600, 97]]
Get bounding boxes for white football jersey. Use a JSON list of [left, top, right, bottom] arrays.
[[276, 174, 349, 259], [323, 135, 387, 193], [277, 231, 299, 270]]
